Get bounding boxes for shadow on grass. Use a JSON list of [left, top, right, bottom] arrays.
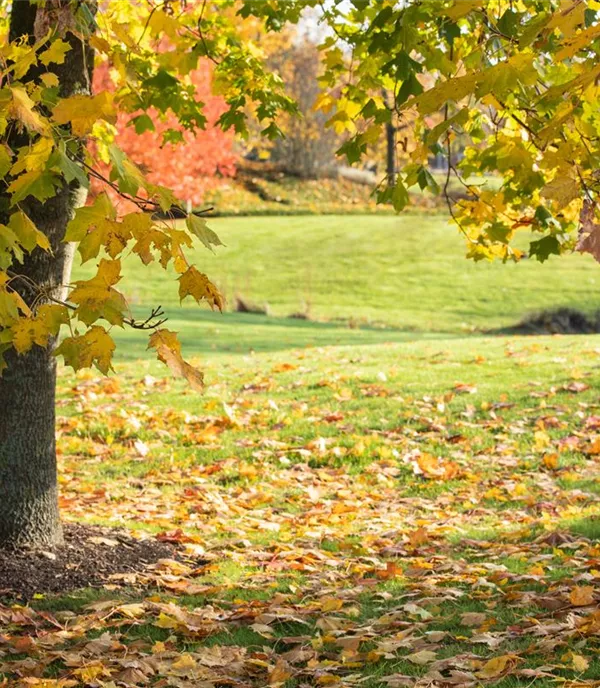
[[489, 307, 600, 336], [111, 308, 449, 361]]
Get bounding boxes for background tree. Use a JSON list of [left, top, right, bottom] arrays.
[[243, 0, 600, 261], [242, 0, 600, 263], [262, 33, 339, 178], [94, 60, 238, 208]]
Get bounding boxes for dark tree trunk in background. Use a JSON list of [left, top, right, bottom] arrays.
[[386, 121, 396, 186], [0, 1, 94, 548], [381, 90, 396, 185]]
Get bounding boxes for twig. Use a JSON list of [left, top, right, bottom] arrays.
[[136, 0, 170, 48], [6, 270, 168, 330], [123, 305, 167, 330]]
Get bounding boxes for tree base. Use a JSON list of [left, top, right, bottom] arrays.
[[0, 523, 187, 599], [0, 520, 64, 551]]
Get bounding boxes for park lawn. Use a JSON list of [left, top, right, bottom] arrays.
[[3, 215, 600, 687], [73, 214, 599, 359]]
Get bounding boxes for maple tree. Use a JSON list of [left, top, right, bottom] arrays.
[[0, 0, 292, 548], [2, 0, 600, 552]]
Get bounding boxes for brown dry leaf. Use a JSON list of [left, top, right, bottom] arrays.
[[403, 602, 433, 620], [453, 382, 477, 394], [269, 658, 293, 685], [382, 675, 415, 687], [577, 200, 600, 262], [406, 650, 437, 665], [460, 612, 487, 627], [471, 632, 504, 649], [148, 329, 204, 392], [407, 527, 429, 547], [569, 586, 595, 607], [336, 636, 362, 651], [563, 381, 590, 393]]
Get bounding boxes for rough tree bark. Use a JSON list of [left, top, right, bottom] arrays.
[[0, 1, 95, 548]]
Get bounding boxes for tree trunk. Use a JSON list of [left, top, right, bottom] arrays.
[[386, 121, 396, 186], [0, 1, 94, 548]]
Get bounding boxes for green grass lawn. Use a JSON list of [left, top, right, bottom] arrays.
[[72, 214, 600, 363], [4, 215, 600, 687]]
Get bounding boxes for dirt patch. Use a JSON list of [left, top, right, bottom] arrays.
[[0, 523, 182, 600], [234, 295, 269, 315], [500, 308, 600, 335]]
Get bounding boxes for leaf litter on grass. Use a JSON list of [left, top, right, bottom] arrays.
[[4, 337, 600, 687]]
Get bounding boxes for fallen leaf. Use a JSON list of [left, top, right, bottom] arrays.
[[406, 650, 437, 665], [475, 654, 516, 679], [460, 612, 487, 627], [569, 586, 595, 607]]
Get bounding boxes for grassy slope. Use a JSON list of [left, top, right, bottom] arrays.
[[199, 170, 501, 216], [72, 214, 599, 362]]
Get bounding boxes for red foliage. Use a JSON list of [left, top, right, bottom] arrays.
[[92, 60, 237, 207]]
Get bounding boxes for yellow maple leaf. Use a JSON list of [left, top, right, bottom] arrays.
[[444, 0, 483, 20], [69, 259, 126, 327], [268, 659, 293, 685], [178, 266, 224, 311], [10, 87, 49, 134], [321, 597, 344, 612], [557, 23, 600, 61], [53, 91, 116, 136], [541, 176, 580, 210], [11, 305, 68, 354], [11, 136, 54, 174], [570, 653, 590, 672], [39, 38, 71, 66], [55, 325, 115, 374], [73, 663, 108, 682], [475, 654, 517, 679], [170, 654, 197, 674], [9, 210, 50, 252]]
